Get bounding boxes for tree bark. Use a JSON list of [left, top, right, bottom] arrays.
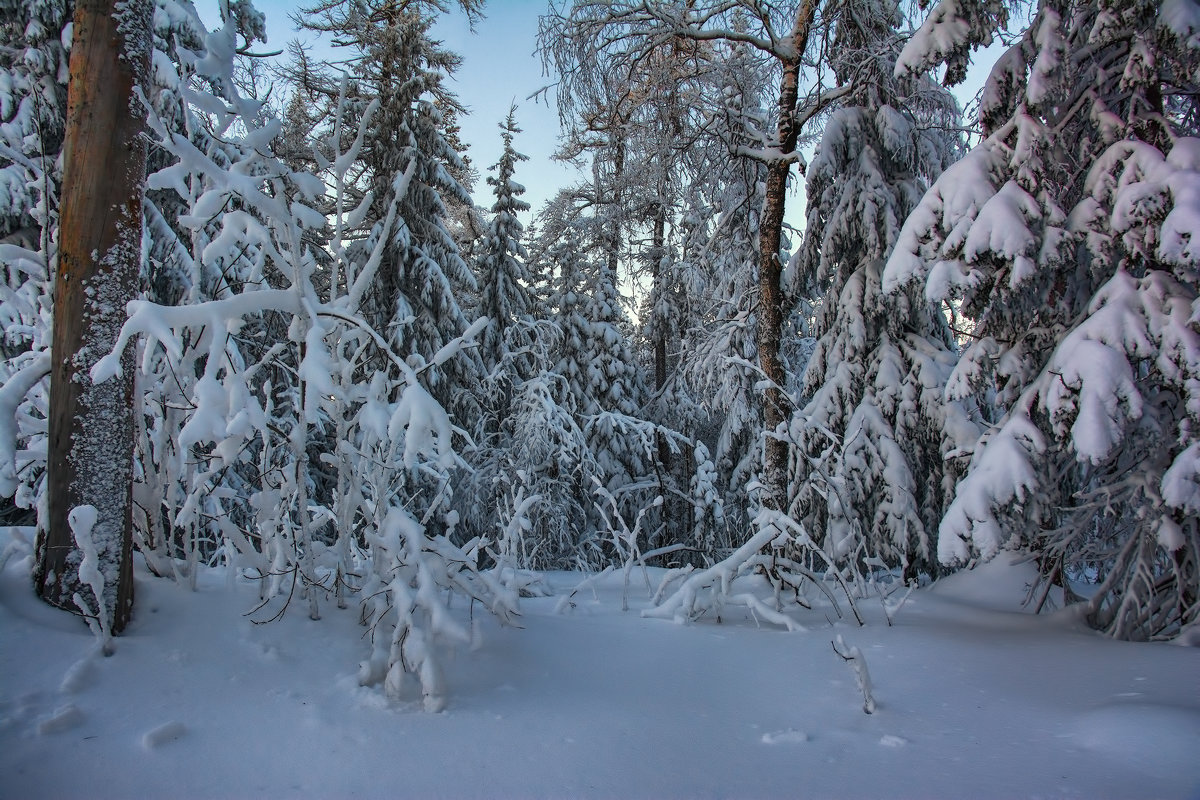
[[757, 2, 814, 512], [649, 201, 676, 545], [35, 0, 152, 635]]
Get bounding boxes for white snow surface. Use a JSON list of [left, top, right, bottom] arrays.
[[1, 532, 1197, 799]]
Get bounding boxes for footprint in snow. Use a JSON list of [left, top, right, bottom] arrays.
[[142, 721, 187, 750], [37, 704, 84, 735], [60, 656, 97, 694], [879, 734, 908, 747], [761, 729, 808, 745]]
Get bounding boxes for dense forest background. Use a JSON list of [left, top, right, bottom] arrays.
[[1, 0, 1198, 710]]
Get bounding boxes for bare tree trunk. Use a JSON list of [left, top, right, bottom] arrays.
[[35, 0, 152, 635], [757, 1, 815, 512], [650, 206, 669, 400], [650, 202, 675, 546]]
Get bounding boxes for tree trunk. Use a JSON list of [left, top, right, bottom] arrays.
[[757, 4, 812, 512], [35, 0, 152, 635], [650, 202, 670, 432], [650, 202, 675, 546]]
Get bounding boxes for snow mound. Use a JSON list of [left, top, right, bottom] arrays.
[[36, 704, 83, 735], [760, 728, 808, 745], [1173, 622, 1200, 647], [59, 654, 97, 694], [927, 553, 1039, 612]]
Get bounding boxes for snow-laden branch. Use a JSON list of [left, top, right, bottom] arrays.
[[642, 521, 794, 626], [0, 352, 50, 497], [91, 290, 298, 383], [832, 634, 876, 714]]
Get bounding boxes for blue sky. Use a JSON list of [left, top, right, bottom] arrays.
[[431, 2, 578, 218]]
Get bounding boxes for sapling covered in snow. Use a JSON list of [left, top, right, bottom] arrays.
[[481, 372, 601, 571], [687, 442, 725, 559], [885, 0, 1200, 639]]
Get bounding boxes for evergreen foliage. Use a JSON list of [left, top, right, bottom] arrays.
[[885, 0, 1200, 638], [787, 0, 978, 580], [475, 106, 535, 386]]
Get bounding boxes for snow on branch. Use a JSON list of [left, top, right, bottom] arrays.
[[895, 0, 1007, 86], [0, 352, 49, 497], [643, 508, 863, 629], [832, 634, 876, 714]]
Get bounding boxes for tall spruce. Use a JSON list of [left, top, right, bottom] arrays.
[[475, 106, 535, 391], [787, 0, 977, 579], [293, 0, 481, 409]]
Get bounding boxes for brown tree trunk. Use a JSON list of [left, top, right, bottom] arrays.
[[650, 204, 670, 434], [649, 202, 675, 546], [757, 3, 813, 512], [35, 0, 152, 635]]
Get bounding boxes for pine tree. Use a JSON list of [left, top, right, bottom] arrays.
[[885, 0, 1200, 638], [456, 106, 552, 555], [293, 0, 481, 408], [543, 199, 595, 417]]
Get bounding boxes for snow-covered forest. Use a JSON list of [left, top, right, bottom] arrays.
[[1, 0, 1199, 794]]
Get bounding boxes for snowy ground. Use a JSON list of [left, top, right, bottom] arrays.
[[1, 529, 1197, 799]]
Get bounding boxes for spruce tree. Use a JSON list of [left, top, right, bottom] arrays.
[[475, 106, 535, 389], [788, 0, 977, 580], [293, 0, 481, 407], [885, 0, 1200, 638]]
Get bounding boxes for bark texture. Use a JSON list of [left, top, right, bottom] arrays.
[[757, 1, 814, 511], [35, 0, 152, 635]]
